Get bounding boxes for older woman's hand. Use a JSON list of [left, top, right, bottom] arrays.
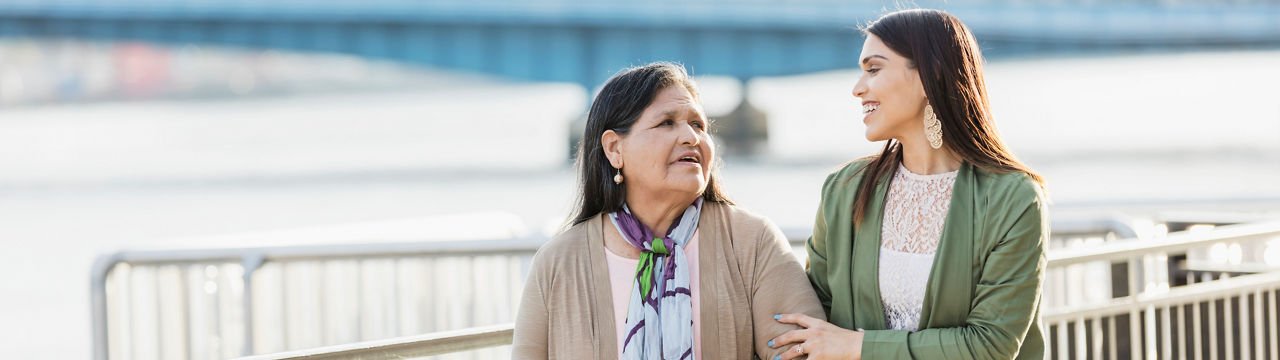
[[768, 313, 863, 360]]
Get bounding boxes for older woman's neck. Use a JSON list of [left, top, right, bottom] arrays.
[[625, 194, 697, 236]]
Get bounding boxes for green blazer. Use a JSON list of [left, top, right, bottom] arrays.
[[806, 159, 1048, 359]]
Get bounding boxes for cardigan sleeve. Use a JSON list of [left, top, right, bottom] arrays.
[[750, 217, 828, 359], [805, 171, 838, 314], [511, 250, 551, 360], [861, 178, 1048, 360]]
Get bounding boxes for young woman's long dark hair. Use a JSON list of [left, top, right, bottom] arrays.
[[851, 9, 1045, 226], [567, 62, 732, 228]]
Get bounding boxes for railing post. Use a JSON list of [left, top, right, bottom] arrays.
[[242, 253, 266, 357], [91, 254, 121, 360]]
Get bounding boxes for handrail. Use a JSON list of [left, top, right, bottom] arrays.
[[239, 272, 1280, 359], [234, 323, 515, 360], [1042, 270, 1280, 323], [87, 214, 1222, 359], [1046, 220, 1280, 268]]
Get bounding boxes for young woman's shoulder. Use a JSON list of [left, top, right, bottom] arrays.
[[977, 168, 1046, 207], [816, 158, 877, 198]]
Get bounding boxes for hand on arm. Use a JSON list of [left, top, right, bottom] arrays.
[[769, 313, 863, 360]]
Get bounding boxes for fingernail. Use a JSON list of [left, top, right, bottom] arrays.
[[768, 340, 775, 347], [773, 314, 781, 320], [774, 356, 781, 360]]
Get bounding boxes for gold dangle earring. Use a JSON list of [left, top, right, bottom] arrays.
[[924, 104, 944, 149], [613, 168, 624, 184]]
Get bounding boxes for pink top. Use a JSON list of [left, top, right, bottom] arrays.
[[604, 231, 702, 360]]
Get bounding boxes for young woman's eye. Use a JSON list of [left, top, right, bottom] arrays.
[[867, 68, 881, 74]]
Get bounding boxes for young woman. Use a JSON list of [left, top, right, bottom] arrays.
[[770, 9, 1050, 360]]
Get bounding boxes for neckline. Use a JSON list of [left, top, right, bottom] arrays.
[[895, 163, 959, 180]]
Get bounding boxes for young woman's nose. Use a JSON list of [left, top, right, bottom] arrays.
[[852, 75, 869, 99]]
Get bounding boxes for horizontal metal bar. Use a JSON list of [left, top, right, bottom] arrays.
[[234, 323, 514, 360], [82, 214, 1197, 359], [97, 215, 1146, 269], [246, 270, 1280, 360], [1043, 271, 1280, 323], [103, 237, 547, 266], [1047, 221, 1280, 268]]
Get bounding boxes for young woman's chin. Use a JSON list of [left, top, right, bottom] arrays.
[[864, 128, 890, 142]]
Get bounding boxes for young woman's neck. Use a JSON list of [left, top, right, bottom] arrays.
[[898, 136, 961, 175], [624, 192, 697, 236]]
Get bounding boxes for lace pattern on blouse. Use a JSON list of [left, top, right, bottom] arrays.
[[877, 163, 957, 331]]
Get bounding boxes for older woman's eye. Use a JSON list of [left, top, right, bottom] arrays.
[[659, 119, 674, 126]]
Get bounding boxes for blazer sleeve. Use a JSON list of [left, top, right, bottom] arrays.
[[805, 172, 838, 313], [861, 180, 1048, 360], [751, 218, 828, 359], [511, 251, 551, 360]]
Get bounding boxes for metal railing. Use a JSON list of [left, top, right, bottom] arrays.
[[102, 212, 1271, 360], [229, 220, 1280, 360], [1042, 273, 1280, 360], [235, 324, 514, 360], [1040, 221, 1280, 360], [90, 213, 536, 360]]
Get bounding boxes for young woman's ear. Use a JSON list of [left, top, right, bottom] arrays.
[[601, 130, 624, 169]]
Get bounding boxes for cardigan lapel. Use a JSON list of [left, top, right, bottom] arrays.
[[588, 215, 618, 358], [918, 162, 976, 329], [696, 201, 725, 358], [851, 169, 892, 330]]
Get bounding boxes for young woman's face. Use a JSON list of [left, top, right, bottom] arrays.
[[605, 86, 713, 200], [852, 34, 929, 143]]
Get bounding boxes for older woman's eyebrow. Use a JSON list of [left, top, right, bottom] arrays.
[[861, 54, 888, 66], [661, 109, 700, 119]]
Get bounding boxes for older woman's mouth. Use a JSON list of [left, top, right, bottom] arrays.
[[672, 151, 702, 168]]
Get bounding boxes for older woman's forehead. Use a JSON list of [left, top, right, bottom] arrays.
[[648, 89, 705, 116]]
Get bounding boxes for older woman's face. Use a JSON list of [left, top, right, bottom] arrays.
[[606, 86, 713, 200]]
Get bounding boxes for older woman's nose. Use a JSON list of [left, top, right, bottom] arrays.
[[678, 123, 701, 146]]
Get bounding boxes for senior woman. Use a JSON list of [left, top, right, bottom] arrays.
[[512, 62, 824, 359]]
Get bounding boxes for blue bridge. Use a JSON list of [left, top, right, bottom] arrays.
[[2, 0, 1279, 90]]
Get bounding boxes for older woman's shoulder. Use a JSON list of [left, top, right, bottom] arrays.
[[546, 218, 597, 251], [712, 202, 769, 227], [708, 202, 786, 241], [528, 217, 598, 270]]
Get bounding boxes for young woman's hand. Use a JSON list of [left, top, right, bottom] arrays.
[[768, 313, 863, 360]]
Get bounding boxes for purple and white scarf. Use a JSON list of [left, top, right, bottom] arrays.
[[609, 198, 702, 360]]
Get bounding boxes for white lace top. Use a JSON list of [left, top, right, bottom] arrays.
[[878, 163, 958, 331]]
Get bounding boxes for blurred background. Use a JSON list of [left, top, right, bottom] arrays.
[[3, 0, 1280, 359]]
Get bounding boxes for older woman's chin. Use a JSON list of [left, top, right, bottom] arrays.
[[663, 177, 708, 197]]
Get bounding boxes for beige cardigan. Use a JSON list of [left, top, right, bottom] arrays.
[[512, 201, 825, 359]]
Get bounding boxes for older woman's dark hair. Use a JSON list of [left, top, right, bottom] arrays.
[[568, 62, 733, 227]]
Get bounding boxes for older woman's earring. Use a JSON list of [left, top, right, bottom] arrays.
[[924, 104, 944, 149], [613, 169, 624, 184]]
